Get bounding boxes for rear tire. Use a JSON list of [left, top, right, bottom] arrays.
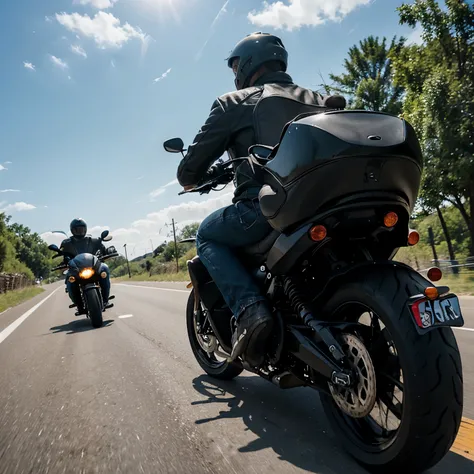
[[187, 290, 243, 380], [85, 288, 103, 329], [320, 266, 463, 473]]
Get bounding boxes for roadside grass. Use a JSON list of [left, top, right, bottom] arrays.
[[0, 286, 45, 313], [435, 273, 474, 296]]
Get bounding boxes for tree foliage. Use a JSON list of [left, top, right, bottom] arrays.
[[0, 213, 52, 279], [393, 0, 474, 253], [329, 35, 406, 114]]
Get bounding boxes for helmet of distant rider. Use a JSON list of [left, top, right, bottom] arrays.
[[226, 32, 288, 90], [70, 218, 87, 239]]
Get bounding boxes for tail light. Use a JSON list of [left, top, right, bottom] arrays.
[[384, 212, 398, 228], [427, 267, 443, 282], [309, 225, 327, 242], [408, 229, 420, 246]]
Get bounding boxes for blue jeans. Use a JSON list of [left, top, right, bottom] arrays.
[[66, 263, 110, 306], [196, 199, 272, 319]]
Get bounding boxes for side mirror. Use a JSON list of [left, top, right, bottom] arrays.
[[100, 230, 109, 240], [48, 244, 60, 252], [163, 138, 185, 153], [103, 235, 113, 242], [248, 144, 273, 159]]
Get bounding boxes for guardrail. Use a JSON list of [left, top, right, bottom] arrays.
[[0, 273, 33, 294], [418, 257, 474, 276]]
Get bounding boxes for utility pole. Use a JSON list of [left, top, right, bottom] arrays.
[[123, 243, 131, 278], [172, 219, 179, 273]]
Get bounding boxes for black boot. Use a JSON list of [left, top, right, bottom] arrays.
[[230, 301, 273, 367]]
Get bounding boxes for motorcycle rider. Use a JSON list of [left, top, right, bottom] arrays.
[[60, 218, 111, 313], [177, 32, 345, 367]]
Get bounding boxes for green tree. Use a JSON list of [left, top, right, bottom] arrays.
[[0, 214, 34, 278], [393, 0, 474, 253], [179, 223, 199, 240], [329, 35, 406, 114], [9, 222, 52, 278]]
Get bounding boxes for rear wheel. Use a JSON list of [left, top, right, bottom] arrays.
[[85, 288, 103, 328], [319, 267, 463, 473], [187, 290, 243, 380]]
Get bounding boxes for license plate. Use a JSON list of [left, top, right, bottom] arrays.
[[411, 294, 464, 331]]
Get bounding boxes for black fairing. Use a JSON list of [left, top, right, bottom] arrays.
[[258, 110, 423, 232], [68, 253, 101, 275]]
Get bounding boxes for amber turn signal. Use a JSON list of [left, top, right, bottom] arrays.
[[186, 281, 193, 289], [427, 267, 443, 282], [424, 287, 439, 300], [68, 276, 76, 283], [384, 212, 399, 228], [408, 229, 420, 246], [309, 225, 327, 242]]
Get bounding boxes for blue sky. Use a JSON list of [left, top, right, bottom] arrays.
[[0, 0, 421, 258]]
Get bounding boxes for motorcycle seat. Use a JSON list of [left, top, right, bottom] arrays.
[[239, 230, 280, 261]]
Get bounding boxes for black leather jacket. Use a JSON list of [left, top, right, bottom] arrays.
[[177, 72, 333, 203], [60, 236, 106, 260]]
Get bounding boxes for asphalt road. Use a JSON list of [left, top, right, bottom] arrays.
[[1, 282, 474, 474]]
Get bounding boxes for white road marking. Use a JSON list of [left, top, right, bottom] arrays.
[[455, 327, 474, 332], [118, 314, 134, 319], [0, 288, 61, 345], [116, 284, 189, 293]]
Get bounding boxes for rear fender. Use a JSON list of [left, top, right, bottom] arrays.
[[318, 261, 464, 334]]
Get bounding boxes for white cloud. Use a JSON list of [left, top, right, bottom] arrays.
[[1, 202, 36, 213], [0, 165, 7, 171], [111, 59, 116, 68], [45, 15, 53, 22], [75, 0, 118, 9], [248, 0, 372, 30], [4, 162, 12, 164], [149, 188, 166, 199], [70, 44, 88, 58], [153, 67, 172, 83], [406, 26, 423, 45], [50, 55, 68, 69], [23, 61, 36, 71], [0, 189, 20, 193], [56, 11, 148, 49], [148, 178, 179, 201], [117, 190, 233, 255]]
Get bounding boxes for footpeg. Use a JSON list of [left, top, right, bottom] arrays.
[[69, 303, 77, 309], [104, 303, 114, 310], [108, 295, 115, 300]]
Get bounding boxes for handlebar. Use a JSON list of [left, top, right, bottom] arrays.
[[178, 162, 235, 196], [51, 252, 118, 271]]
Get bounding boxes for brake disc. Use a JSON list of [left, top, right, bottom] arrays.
[[329, 333, 377, 419]]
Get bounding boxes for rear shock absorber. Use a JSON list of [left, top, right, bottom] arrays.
[[283, 277, 346, 361]]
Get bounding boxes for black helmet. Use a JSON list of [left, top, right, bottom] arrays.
[[227, 32, 288, 90], [70, 218, 87, 239]]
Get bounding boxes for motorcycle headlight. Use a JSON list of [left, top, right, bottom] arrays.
[[79, 268, 95, 279]]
